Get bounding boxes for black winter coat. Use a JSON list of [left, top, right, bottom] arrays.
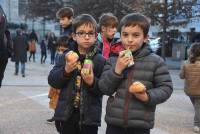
[[13, 34, 28, 62], [48, 46, 106, 126]]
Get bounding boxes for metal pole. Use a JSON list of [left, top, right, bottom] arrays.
[[8, 0, 11, 22], [161, 0, 168, 60]]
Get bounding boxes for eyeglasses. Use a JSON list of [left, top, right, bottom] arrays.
[[75, 32, 96, 38]]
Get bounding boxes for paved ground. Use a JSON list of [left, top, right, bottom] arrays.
[[0, 56, 197, 134]]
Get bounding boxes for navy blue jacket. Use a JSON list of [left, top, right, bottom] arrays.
[[48, 45, 106, 126]]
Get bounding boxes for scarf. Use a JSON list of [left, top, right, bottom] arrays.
[[73, 46, 97, 108]]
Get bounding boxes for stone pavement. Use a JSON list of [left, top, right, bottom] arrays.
[[0, 56, 196, 134]]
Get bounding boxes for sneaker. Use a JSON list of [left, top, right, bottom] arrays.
[[46, 118, 55, 124], [22, 74, 25, 77], [193, 126, 200, 133]]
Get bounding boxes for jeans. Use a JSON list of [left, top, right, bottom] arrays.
[[190, 97, 200, 127], [50, 49, 56, 64], [106, 124, 150, 134], [15, 62, 25, 75]]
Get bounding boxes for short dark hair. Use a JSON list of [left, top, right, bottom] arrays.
[[189, 42, 200, 63], [98, 13, 118, 32], [57, 36, 70, 48], [72, 14, 97, 33], [56, 7, 74, 19], [118, 13, 151, 36]]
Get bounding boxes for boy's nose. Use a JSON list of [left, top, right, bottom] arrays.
[[84, 34, 90, 39], [128, 36, 133, 42]]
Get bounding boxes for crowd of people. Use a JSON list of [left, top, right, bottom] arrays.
[[1, 5, 200, 134]]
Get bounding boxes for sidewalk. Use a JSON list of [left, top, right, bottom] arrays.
[[165, 57, 182, 70], [0, 56, 189, 134]]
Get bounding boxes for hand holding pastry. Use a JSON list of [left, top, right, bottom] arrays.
[[64, 51, 79, 74], [65, 51, 79, 63], [129, 81, 149, 102], [129, 81, 146, 94]]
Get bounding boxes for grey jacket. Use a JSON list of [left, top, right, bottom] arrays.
[[98, 44, 173, 129]]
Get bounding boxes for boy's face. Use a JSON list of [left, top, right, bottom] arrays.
[[57, 46, 67, 54], [59, 17, 72, 28], [121, 25, 148, 52], [73, 24, 97, 51], [101, 26, 117, 39]]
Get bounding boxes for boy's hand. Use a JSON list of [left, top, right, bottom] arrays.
[[115, 52, 131, 75], [81, 66, 94, 86], [133, 92, 149, 102], [64, 60, 78, 74]]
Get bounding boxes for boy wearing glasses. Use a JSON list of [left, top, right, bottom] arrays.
[[97, 13, 119, 59], [48, 14, 106, 134]]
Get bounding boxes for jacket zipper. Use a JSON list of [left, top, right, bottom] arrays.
[[123, 91, 131, 127], [123, 66, 134, 127]]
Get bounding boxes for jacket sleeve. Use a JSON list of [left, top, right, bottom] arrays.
[[145, 57, 173, 106], [98, 58, 124, 96], [48, 54, 73, 89]]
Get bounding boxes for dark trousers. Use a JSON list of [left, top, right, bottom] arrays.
[[106, 124, 150, 134], [29, 51, 36, 62], [50, 49, 56, 64], [55, 111, 98, 134], [0, 57, 8, 87], [41, 52, 47, 64]]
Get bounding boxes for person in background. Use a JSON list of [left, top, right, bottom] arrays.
[[97, 13, 119, 59], [48, 14, 106, 134], [179, 42, 200, 133], [46, 36, 71, 124], [48, 32, 57, 65], [29, 29, 38, 62], [13, 28, 28, 77], [98, 13, 173, 134], [56, 7, 74, 37], [40, 39, 47, 64]]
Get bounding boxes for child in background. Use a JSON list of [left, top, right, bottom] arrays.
[[56, 7, 74, 37], [47, 36, 71, 124], [99, 13, 173, 134], [48, 14, 106, 134], [179, 42, 200, 133], [97, 13, 119, 59]]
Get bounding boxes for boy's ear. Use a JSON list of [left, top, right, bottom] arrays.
[[101, 26, 106, 32], [72, 33, 77, 41], [144, 34, 149, 43], [69, 18, 73, 23]]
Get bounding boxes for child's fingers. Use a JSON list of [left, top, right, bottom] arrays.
[[119, 51, 125, 58]]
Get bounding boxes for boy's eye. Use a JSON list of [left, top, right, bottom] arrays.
[[75, 32, 96, 37], [122, 33, 129, 37], [76, 32, 85, 36], [88, 32, 95, 36]]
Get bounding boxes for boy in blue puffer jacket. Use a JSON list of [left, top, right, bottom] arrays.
[[48, 14, 106, 134]]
